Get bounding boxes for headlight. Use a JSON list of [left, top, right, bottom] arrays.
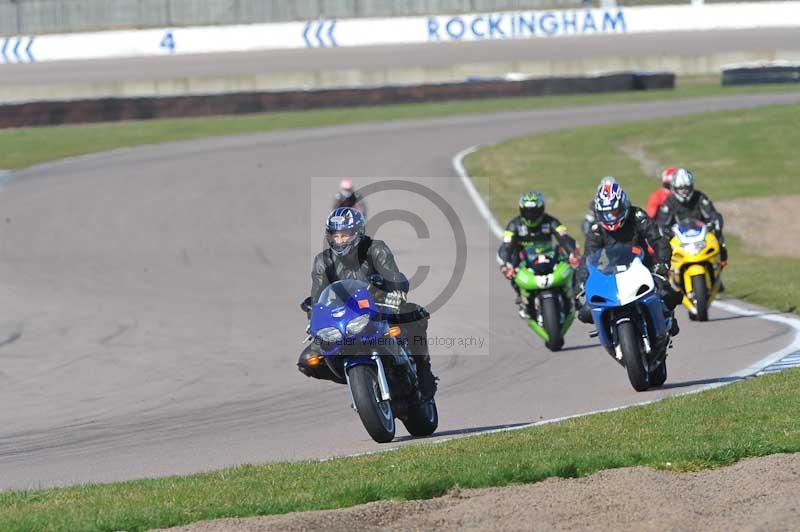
[[682, 241, 706, 255], [346, 314, 370, 335], [316, 327, 342, 343]]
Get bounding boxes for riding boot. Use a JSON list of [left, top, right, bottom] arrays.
[[297, 344, 345, 384], [669, 312, 680, 337], [413, 354, 438, 401], [577, 303, 593, 324], [511, 279, 522, 306]]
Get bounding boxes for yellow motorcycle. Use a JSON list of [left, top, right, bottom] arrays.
[[668, 219, 724, 321]]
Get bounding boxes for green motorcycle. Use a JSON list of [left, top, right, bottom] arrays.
[[513, 243, 575, 351]]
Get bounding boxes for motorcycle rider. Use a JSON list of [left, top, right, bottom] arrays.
[[332, 178, 367, 216], [646, 166, 676, 219], [298, 207, 438, 400], [657, 168, 727, 263], [498, 191, 580, 319], [577, 179, 681, 335]]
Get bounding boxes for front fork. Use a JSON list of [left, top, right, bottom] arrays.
[[344, 354, 392, 412]]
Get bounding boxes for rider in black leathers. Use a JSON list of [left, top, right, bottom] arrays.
[[656, 168, 727, 262], [497, 191, 580, 318], [298, 207, 437, 400], [577, 180, 681, 335], [332, 178, 367, 216]]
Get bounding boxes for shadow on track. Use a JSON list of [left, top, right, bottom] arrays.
[[558, 343, 598, 352], [395, 422, 532, 442], [655, 375, 745, 390]]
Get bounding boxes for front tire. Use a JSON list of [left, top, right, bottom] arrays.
[[541, 296, 564, 351], [402, 399, 439, 437], [692, 275, 709, 322], [618, 320, 649, 392], [349, 365, 395, 443]]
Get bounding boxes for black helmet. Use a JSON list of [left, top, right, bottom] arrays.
[[518, 191, 545, 226]]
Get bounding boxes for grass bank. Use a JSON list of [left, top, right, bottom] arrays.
[[1, 368, 798, 531], [464, 103, 800, 311], [2, 82, 800, 170]]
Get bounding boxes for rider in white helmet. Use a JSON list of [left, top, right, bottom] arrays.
[[657, 168, 727, 263]]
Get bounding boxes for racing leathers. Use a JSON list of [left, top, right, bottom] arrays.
[[497, 215, 579, 316], [577, 208, 682, 327], [333, 191, 367, 216], [298, 236, 437, 399], [657, 190, 727, 261], [498, 214, 578, 267], [646, 188, 672, 219]]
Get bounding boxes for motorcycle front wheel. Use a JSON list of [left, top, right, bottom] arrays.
[[618, 320, 649, 392], [692, 274, 710, 322], [349, 365, 396, 443], [541, 296, 564, 351]]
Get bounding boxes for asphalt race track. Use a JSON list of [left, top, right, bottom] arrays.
[[1, 92, 799, 491], [0, 28, 796, 86]]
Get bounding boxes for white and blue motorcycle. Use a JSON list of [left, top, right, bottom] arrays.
[[584, 243, 674, 391]]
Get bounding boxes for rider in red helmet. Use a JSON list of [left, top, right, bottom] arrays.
[[645, 166, 676, 219]]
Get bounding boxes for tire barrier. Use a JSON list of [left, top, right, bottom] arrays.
[[721, 63, 800, 86], [0, 71, 674, 128]]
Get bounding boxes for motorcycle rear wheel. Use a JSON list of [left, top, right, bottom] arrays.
[[618, 320, 649, 392], [402, 399, 439, 437], [648, 360, 668, 387], [349, 365, 396, 443]]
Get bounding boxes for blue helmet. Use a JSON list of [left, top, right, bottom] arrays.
[[594, 178, 630, 232], [325, 207, 365, 256]]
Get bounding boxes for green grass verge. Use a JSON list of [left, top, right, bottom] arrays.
[[2, 82, 800, 170], [2, 368, 799, 532], [465, 103, 800, 311]]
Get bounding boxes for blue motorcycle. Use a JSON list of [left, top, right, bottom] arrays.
[[584, 243, 673, 391], [304, 278, 437, 443]]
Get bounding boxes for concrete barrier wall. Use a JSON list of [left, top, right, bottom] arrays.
[[0, 71, 674, 128], [0, 50, 789, 105]]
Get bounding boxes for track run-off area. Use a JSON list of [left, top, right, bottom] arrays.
[[1, 92, 799, 491]]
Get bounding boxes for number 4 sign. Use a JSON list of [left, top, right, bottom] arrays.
[[160, 31, 176, 52]]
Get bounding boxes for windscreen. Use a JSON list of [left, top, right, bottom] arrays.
[[587, 243, 641, 274], [674, 219, 707, 241], [316, 279, 369, 306], [523, 243, 557, 274]]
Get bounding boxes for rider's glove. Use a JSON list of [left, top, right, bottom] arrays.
[[501, 262, 516, 280], [384, 290, 407, 310]]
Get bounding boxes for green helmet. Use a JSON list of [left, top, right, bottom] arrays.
[[519, 191, 545, 226]]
